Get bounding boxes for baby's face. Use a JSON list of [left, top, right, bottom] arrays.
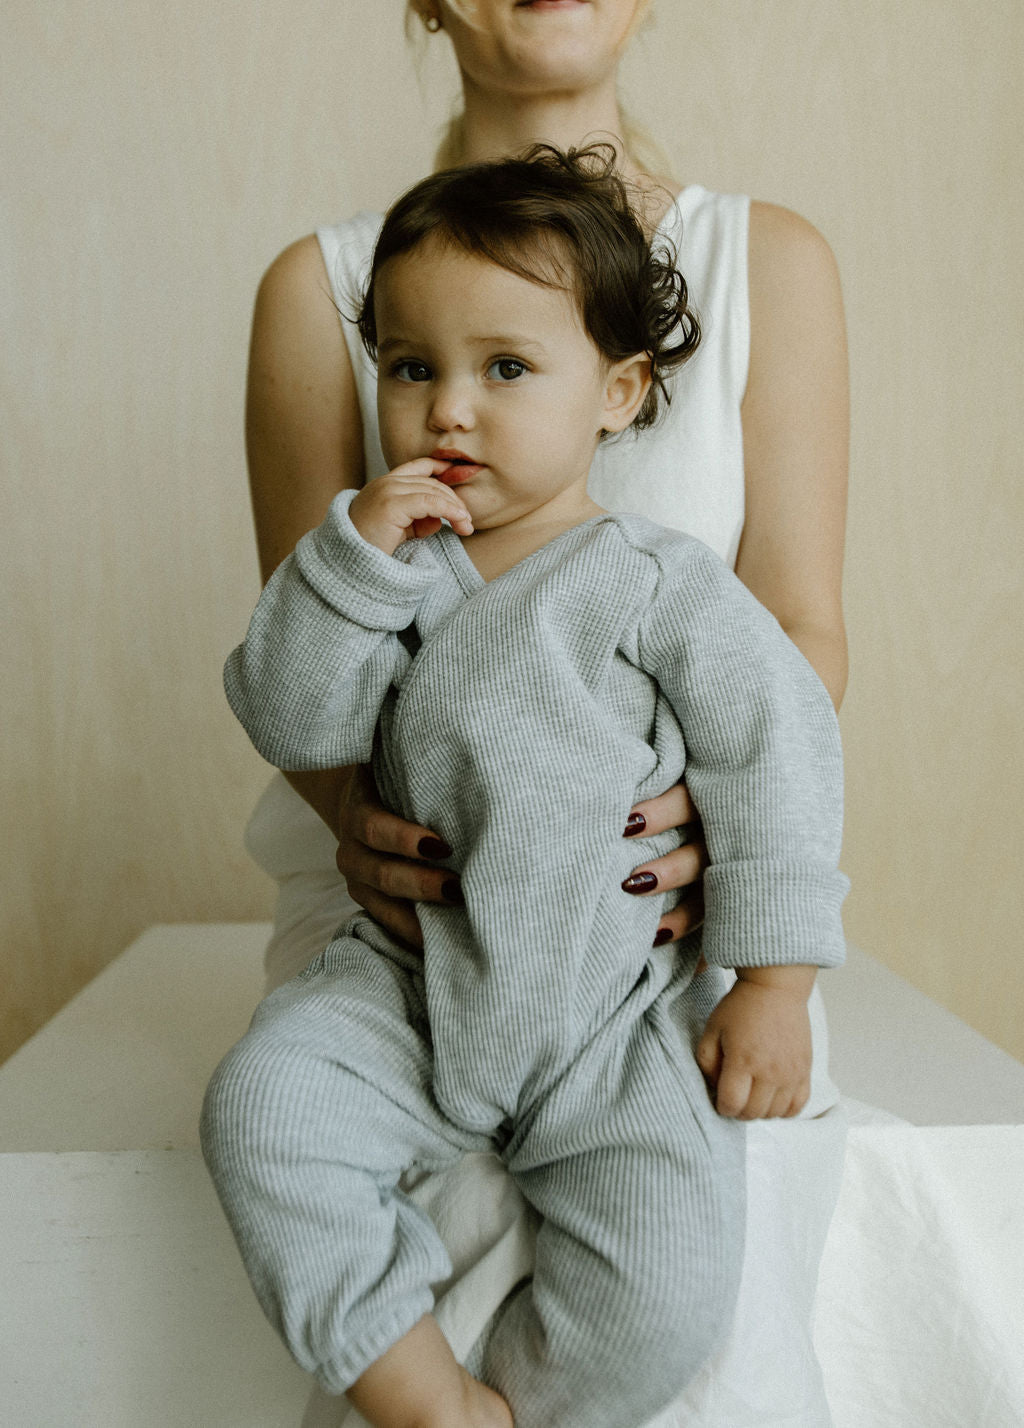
[[374, 240, 621, 534]]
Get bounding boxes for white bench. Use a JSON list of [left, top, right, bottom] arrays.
[[2, 925, 1022, 1426]]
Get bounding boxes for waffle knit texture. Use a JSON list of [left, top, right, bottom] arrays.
[[205, 493, 847, 1422]]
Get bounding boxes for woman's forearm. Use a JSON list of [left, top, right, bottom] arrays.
[[282, 766, 354, 838], [738, 202, 850, 718], [246, 235, 366, 584], [779, 618, 848, 712]]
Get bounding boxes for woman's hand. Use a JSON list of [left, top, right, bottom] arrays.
[[622, 781, 707, 946], [336, 766, 463, 949]]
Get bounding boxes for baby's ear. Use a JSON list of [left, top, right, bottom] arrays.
[[601, 353, 652, 434]]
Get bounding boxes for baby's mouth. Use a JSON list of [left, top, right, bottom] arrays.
[[432, 449, 485, 485], [436, 460, 484, 486]]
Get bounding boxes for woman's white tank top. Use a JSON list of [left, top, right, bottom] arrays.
[[317, 185, 750, 566]]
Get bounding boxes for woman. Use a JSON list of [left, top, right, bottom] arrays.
[[242, 2, 849, 1422]]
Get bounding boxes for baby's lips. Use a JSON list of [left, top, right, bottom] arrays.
[[434, 460, 484, 488]]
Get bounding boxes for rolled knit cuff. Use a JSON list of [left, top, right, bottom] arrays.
[[295, 488, 436, 630], [316, 1289, 436, 1395], [701, 860, 849, 970]]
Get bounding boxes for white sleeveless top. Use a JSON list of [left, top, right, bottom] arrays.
[[249, 186, 752, 940], [316, 185, 750, 566]]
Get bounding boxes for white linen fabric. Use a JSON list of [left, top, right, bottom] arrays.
[[246, 185, 848, 1425], [814, 1125, 1024, 1428]]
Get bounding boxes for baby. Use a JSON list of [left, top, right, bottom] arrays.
[[202, 145, 848, 1428]]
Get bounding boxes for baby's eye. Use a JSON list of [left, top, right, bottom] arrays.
[[486, 358, 528, 382], [392, 360, 432, 383]]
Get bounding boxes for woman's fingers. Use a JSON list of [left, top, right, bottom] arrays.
[[624, 781, 698, 838], [622, 779, 707, 946], [338, 837, 461, 902], [349, 791, 450, 863], [623, 836, 708, 897], [337, 826, 461, 905], [650, 886, 705, 946], [345, 879, 425, 950], [337, 766, 462, 908]]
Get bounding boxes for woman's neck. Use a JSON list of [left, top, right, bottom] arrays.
[[458, 73, 646, 186], [455, 75, 678, 229]]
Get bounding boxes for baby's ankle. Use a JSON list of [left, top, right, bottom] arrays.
[[345, 1316, 511, 1428], [454, 1366, 513, 1427]]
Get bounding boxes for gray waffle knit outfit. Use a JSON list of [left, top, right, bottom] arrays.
[[202, 491, 848, 1426]]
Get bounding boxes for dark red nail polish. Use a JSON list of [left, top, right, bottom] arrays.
[[419, 835, 453, 860], [652, 927, 673, 947], [623, 812, 647, 837], [622, 871, 658, 894], [441, 879, 464, 906]]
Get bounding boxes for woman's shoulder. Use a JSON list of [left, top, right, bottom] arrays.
[[255, 232, 322, 285], [747, 200, 840, 285], [671, 186, 839, 283], [251, 235, 343, 347], [744, 200, 846, 397], [254, 212, 384, 313]]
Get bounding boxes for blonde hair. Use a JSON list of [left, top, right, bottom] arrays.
[[404, 1, 670, 178]]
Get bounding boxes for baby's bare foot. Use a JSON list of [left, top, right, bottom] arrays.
[[458, 1367, 513, 1427]]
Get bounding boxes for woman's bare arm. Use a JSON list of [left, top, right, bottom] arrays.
[[244, 237, 457, 940], [245, 234, 365, 838], [736, 202, 849, 710], [246, 235, 365, 583]]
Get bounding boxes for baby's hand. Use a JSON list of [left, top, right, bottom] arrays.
[[696, 966, 815, 1119], [349, 459, 474, 555]]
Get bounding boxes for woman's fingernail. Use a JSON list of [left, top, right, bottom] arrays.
[[652, 927, 673, 947], [441, 879, 464, 906], [623, 812, 647, 837], [418, 835, 453, 860], [622, 871, 658, 894]]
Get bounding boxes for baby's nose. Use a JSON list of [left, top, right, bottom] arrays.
[[427, 381, 474, 432]]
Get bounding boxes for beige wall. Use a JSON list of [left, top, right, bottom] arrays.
[[3, 2, 1021, 1063]]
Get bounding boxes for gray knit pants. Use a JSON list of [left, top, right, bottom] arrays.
[[201, 916, 746, 1428]]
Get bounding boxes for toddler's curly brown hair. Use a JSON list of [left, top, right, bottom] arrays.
[[357, 142, 700, 432]]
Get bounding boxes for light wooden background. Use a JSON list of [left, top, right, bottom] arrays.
[[3, 2, 1022, 1063]]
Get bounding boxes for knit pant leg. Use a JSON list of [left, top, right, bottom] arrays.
[[482, 978, 747, 1428], [200, 930, 487, 1394]]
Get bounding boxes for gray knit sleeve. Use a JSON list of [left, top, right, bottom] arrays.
[[636, 537, 848, 970], [224, 489, 436, 771]]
